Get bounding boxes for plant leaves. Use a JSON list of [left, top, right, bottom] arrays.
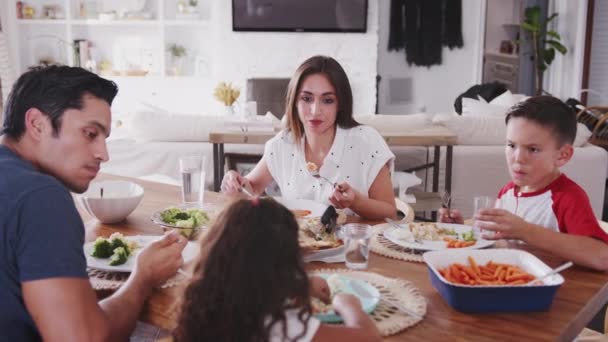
[[543, 48, 555, 65], [525, 6, 541, 27], [546, 30, 561, 40], [546, 13, 558, 24], [521, 22, 538, 33], [546, 40, 568, 54]]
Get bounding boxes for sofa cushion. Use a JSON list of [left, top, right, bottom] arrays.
[[461, 97, 509, 117], [128, 111, 225, 142], [432, 114, 592, 147], [356, 113, 433, 133]]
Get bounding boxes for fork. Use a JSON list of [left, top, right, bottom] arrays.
[[309, 170, 337, 187], [441, 191, 451, 209], [385, 217, 423, 244]]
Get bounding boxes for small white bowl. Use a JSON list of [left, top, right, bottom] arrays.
[[79, 180, 144, 224]]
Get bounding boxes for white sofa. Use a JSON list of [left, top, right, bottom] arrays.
[[102, 111, 608, 219]]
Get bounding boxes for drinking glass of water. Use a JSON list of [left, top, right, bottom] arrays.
[[179, 155, 206, 207], [343, 223, 373, 270], [473, 195, 494, 237]]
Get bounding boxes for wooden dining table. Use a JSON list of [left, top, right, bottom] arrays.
[[81, 174, 608, 341]]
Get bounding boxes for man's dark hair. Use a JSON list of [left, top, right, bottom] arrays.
[[505, 95, 577, 145], [1, 65, 118, 140]]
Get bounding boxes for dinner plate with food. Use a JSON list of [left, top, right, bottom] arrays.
[[273, 197, 346, 255], [84, 233, 198, 272], [274, 197, 327, 218], [311, 274, 379, 323], [383, 222, 494, 251]]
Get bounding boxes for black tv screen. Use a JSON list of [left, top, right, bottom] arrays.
[[232, 0, 368, 33]]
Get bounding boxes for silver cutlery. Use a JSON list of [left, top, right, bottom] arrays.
[[309, 169, 337, 187], [441, 191, 451, 209], [385, 217, 423, 244], [528, 261, 573, 285], [239, 185, 254, 197], [350, 280, 422, 320]]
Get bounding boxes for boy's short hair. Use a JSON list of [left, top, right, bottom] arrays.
[[1, 65, 118, 140], [505, 95, 577, 146]]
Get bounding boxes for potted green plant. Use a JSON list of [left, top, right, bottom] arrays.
[[167, 44, 187, 76], [519, 5, 568, 95]]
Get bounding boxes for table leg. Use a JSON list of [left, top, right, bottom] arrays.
[[213, 143, 220, 192], [218, 143, 225, 189], [431, 146, 440, 221], [446, 145, 453, 194], [432, 146, 440, 193]]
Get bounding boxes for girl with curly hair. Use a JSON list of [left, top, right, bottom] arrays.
[[173, 197, 380, 342]]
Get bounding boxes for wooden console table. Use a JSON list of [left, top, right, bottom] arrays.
[[209, 127, 457, 211]]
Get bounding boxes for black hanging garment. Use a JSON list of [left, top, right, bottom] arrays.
[[443, 0, 464, 49], [388, 0, 464, 67]]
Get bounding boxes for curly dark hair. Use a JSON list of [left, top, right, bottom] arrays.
[[173, 198, 313, 342]]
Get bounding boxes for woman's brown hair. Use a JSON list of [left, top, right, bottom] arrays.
[[173, 198, 312, 342], [284, 55, 359, 142]]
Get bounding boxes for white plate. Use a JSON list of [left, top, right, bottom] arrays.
[[383, 223, 495, 251], [313, 274, 380, 323], [273, 197, 329, 218], [84, 235, 198, 272]]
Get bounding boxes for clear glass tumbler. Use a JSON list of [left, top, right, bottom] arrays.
[[343, 223, 373, 270], [473, 195, 494, 237], [179, 155, 206, 207]]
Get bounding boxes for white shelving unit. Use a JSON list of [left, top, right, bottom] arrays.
[[9, 0, 214, 79]]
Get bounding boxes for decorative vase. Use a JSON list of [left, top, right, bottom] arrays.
[[169, 55, 185, 76], [223, 105, 234, 116]]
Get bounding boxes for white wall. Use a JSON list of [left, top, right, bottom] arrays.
[[587, 0, 608, 105], [544, 0, 588, 101], [377, 0, 486, 114], [484, 0, 521, 53], [211, 0, 379, 116], [0, 0, 17, 105]]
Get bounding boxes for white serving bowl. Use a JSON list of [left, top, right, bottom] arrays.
[[79, 180, 144, 224]]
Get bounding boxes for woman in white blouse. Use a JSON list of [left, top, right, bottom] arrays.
[[221, 55, 396, 219]]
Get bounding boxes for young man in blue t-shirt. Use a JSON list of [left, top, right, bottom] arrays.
[[0, 66, 187, 341]]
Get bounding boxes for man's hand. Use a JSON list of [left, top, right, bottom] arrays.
[[133, 230, 187, 287], [475, 208, 531, 240], [309, 276, 331, 303], [438, 208, 464, 224]]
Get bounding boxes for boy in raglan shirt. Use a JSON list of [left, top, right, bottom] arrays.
[[440, 96, 608, 271]]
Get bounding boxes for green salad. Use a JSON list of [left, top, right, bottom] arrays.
[[160, 208, 210, 228]]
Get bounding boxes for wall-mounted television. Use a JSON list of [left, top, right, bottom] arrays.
[[232, 0, 368, 33]]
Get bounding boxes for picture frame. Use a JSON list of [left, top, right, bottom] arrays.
[[225, 153, 261, 176]]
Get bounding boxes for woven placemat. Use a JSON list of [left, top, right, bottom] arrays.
[[310, 269, 426, 336], [370, 224, 424, 263], [88, 268, 188, 290]]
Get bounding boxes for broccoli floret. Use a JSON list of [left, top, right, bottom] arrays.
[[110, 237, 131, 257], [91, 237, 112, 258], [109, 247, 129, 266]]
